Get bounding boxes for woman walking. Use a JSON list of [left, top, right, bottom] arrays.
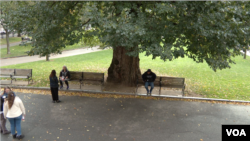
[[3, 87, 16, 97], [59, 66, 70, 90], [50, 70, 61, 103], [4, 91, 25, 140], [0, 88, 11, 135]]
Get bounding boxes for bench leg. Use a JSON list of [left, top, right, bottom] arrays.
[[135, 85, 139, 95], [80, 81, 83, 89], [182, 89, 184, 97], [159, 87, 161, 95], [101, 82, 104, 92]]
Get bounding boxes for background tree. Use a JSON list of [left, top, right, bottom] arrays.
[[15, 1, 88, 61], [0, 1, 16, 54], [14, 1, 250, 84]]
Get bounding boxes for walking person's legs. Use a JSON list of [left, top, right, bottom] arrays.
[[54, 87, 60, 103], [50, 87, 56, 102], [144, 82, 150, 95], [149, 82, 154, 95], [7, 118, 16, 135], [0, 113, 10, 134], [15, 115, 22, 136]]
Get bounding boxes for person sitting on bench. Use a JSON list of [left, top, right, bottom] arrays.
[[59, 66, 70, 90], [142, 69, 156, 96]]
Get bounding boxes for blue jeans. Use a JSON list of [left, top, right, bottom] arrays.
[[8, 114, 22, 136], [145, 82, 154, 93]]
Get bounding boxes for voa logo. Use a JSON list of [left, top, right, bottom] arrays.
[[226, 129, 246, 136]]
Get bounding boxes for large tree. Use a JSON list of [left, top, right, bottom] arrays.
[[0, 1, 16, 54], [14, 1, 250, 85]]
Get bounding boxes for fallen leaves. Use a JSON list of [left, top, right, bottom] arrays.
[[13, 88, 250, 105]]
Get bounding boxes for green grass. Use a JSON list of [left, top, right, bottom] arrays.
[[0, 43, 90, 58], [0, 37, 22, 45], [1, 49, 250, 101]]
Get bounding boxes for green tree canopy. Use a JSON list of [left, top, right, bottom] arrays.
[[11, 1, 250, 84]]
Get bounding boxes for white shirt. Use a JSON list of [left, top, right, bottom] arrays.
[[3, 96, 25, 119]]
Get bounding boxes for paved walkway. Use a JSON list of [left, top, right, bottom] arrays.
[[1, 92, 249, 141], [0, 41, 21, 49], [0, 47, 102, 67]]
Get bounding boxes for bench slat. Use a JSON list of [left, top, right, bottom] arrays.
[[69, 71, 83, 81], [0, 69, 15, 75], [161, 77, 184, 86], [15, 69, 32, 76], [83, 72, 104, 82], [12, 76, 29, 78]]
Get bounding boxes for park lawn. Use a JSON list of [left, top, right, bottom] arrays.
[[1, 49, 250, 101], [0, 43, 90, 58], [0, 37, 22, 45]]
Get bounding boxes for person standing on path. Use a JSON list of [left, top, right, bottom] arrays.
[[0, 88, 11, 135], [142, 69, 156, 96], [50, 70, 61, 103], [59, 66, 70, 90], [4, 87, 16, 97], [4, 91, 25, 140]]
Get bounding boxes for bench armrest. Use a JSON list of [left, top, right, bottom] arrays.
[[27, 72, 32, 77]]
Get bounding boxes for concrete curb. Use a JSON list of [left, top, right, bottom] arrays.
[[4, 85, 250, 105]]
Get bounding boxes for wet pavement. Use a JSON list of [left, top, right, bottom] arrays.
[[1, 92, 249, 141]]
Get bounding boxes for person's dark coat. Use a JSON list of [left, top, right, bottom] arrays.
[[142, 71, 156, 82], [59, 70, 70, 79], [1, 95, 5, 112], [50, 76, 59, 88]]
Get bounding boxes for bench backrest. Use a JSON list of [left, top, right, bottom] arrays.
[[160, 76, 185, 87], [15, 69, 32, 77], [137, 76, 161, 86], [83, 72, 104, 82], [69, 71, 83, 80], [0, 68, 15, 75]]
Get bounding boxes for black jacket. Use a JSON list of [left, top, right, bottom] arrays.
[[50, 76, 59, 88], [142, 71, 156, 82], [1, 96, 4, 112], [60, 70, 70, 79]]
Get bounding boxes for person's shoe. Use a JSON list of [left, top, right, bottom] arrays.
[[67, 86, 69, 90], [16, 134, 25, 140], [13, 133, 17, 139], [3, 131, 11, 134], [56, 100, 61, 103], [60, 86, 63, 89]]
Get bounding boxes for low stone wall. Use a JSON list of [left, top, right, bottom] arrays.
[[1, 87, 250, 105]]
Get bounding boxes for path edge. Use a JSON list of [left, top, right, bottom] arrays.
[[4, 86, 250, 105]]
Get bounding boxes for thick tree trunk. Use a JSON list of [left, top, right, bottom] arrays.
[[107, 46, 141, 86], [244, 48, 246, 59], [46, 54, 50, 61], [17, 31, 21, 37], [6, 31, 10, 54]]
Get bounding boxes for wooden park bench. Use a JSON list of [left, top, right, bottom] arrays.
[[19, 38, 32, 46], [136, 76, 185, 96], [160, 76, 185, 96], [83, 72, 105, 91], [0, 68, 15, 83], [67, 71, 83, 88], [65, 71, 104, 90], [136, 76, 161, 94], [12, 69, 33, 84]]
